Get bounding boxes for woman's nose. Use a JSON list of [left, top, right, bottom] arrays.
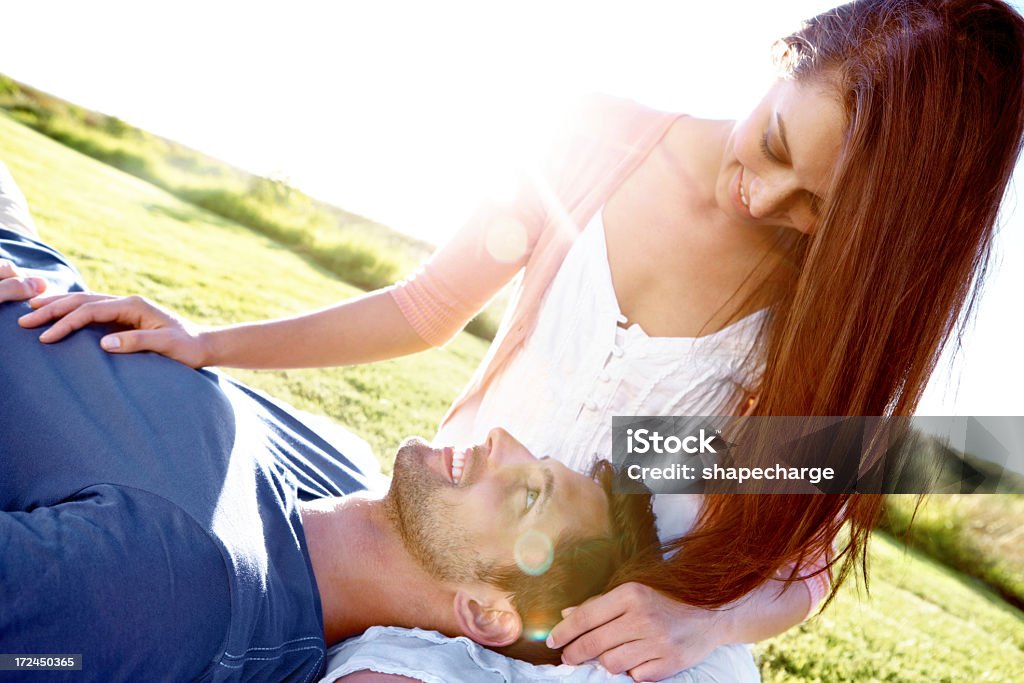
[[748, 173, 798, 220]]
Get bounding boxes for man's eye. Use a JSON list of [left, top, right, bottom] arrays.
[[525, 488, 539, 512]]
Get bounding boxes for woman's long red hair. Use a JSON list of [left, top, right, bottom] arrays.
[[624, 0, 1024, 610]]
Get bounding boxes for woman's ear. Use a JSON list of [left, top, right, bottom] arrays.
[[452, 588, 523, 647]]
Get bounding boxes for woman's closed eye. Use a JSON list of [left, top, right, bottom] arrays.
[[760, 128, 824, 223], [760, 129, 779, 162]]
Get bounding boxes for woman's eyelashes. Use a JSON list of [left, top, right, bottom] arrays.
[[758, 127, 823, 224], [760, 129, 780, 162]]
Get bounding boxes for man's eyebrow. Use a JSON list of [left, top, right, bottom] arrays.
[[537, 468, 555, 518], [776, 111, 790, 158]]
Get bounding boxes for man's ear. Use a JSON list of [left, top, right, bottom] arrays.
[[452, 587, 523, 647]]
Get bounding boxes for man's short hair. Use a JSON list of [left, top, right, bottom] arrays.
[[479, 460, 662, 665]]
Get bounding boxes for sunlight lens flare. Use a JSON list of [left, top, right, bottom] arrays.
[[514, 528, 554, 576], [484, 216, 529, 264], [526, 627, 551, 642]]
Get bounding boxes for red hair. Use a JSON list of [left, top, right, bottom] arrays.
[[631, 0, 1024, 610]]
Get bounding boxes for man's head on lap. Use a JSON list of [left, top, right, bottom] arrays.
[[383, 428, 660, 664]]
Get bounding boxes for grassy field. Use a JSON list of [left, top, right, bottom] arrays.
[[2, 112, 1021, 681], [0, 73, 506, 341], [757, 532, 1023, 682], [883, 493, 1024, 611], [0, 112, 485, 464]]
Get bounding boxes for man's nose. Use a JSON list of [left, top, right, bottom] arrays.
[[485, 427, 536, 465]]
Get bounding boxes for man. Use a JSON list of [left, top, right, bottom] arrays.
[[0, 166, 659, 681]]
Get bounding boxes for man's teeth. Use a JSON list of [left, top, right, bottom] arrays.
[[740, 182, 749, 208], [451, 449, 466, 484]]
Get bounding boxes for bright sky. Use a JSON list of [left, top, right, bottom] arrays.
[[1, 0, 1022, 416]]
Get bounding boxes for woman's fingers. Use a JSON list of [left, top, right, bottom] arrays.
[[596, 639, 657, 676], [548, 582, 713, 677], [99, 327, 206, 368], [546, 582, 636, 651], [27, 293, 73, 308], [100, 329, 173, 355], [29, 297, 145, 343], [0, 258, 17, 278], [628, 658, 676, 683], [0, 276, 46, 302], [558, 615, 637, 666], [0, 258, 47, 302], [17, 292, 204, 366], [42, 298, 157, 343], [19, 293, 116, 332]]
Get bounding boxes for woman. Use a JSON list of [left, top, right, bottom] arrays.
[[5, 0, 1024, 680]]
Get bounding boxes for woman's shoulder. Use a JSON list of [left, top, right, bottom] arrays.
[[537, 94, 687, 196], [558, 93, 685, 141]]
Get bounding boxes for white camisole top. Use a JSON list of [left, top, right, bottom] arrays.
[[436, 209, 765, 539]]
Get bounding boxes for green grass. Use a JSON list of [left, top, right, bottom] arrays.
[[2, 111, 1021, 681], [882, 494, 1024, 610], [756, 532, 1024, 682], [0, 73, 505, 340], [0, 111, 485, 465]]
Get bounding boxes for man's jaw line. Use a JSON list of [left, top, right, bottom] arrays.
[[299, 492, 465, 645]]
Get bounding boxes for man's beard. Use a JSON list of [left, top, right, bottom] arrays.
[[384, 438, 483, 584]]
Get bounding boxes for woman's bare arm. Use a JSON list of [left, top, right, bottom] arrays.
[[18, 193, 541, 368]]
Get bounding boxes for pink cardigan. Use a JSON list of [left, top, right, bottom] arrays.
[[390, 94, 681, 426], [389, 95, 831, 618]]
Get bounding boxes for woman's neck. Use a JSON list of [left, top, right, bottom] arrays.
[[601, 115, 799, 334]]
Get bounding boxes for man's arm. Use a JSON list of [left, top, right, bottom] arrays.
[[0, 487, 231, 681]]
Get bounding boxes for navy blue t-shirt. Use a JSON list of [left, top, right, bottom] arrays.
[[0, 229, 374, 681]]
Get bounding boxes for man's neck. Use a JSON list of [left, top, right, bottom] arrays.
[[299, 493, 460, 645]]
